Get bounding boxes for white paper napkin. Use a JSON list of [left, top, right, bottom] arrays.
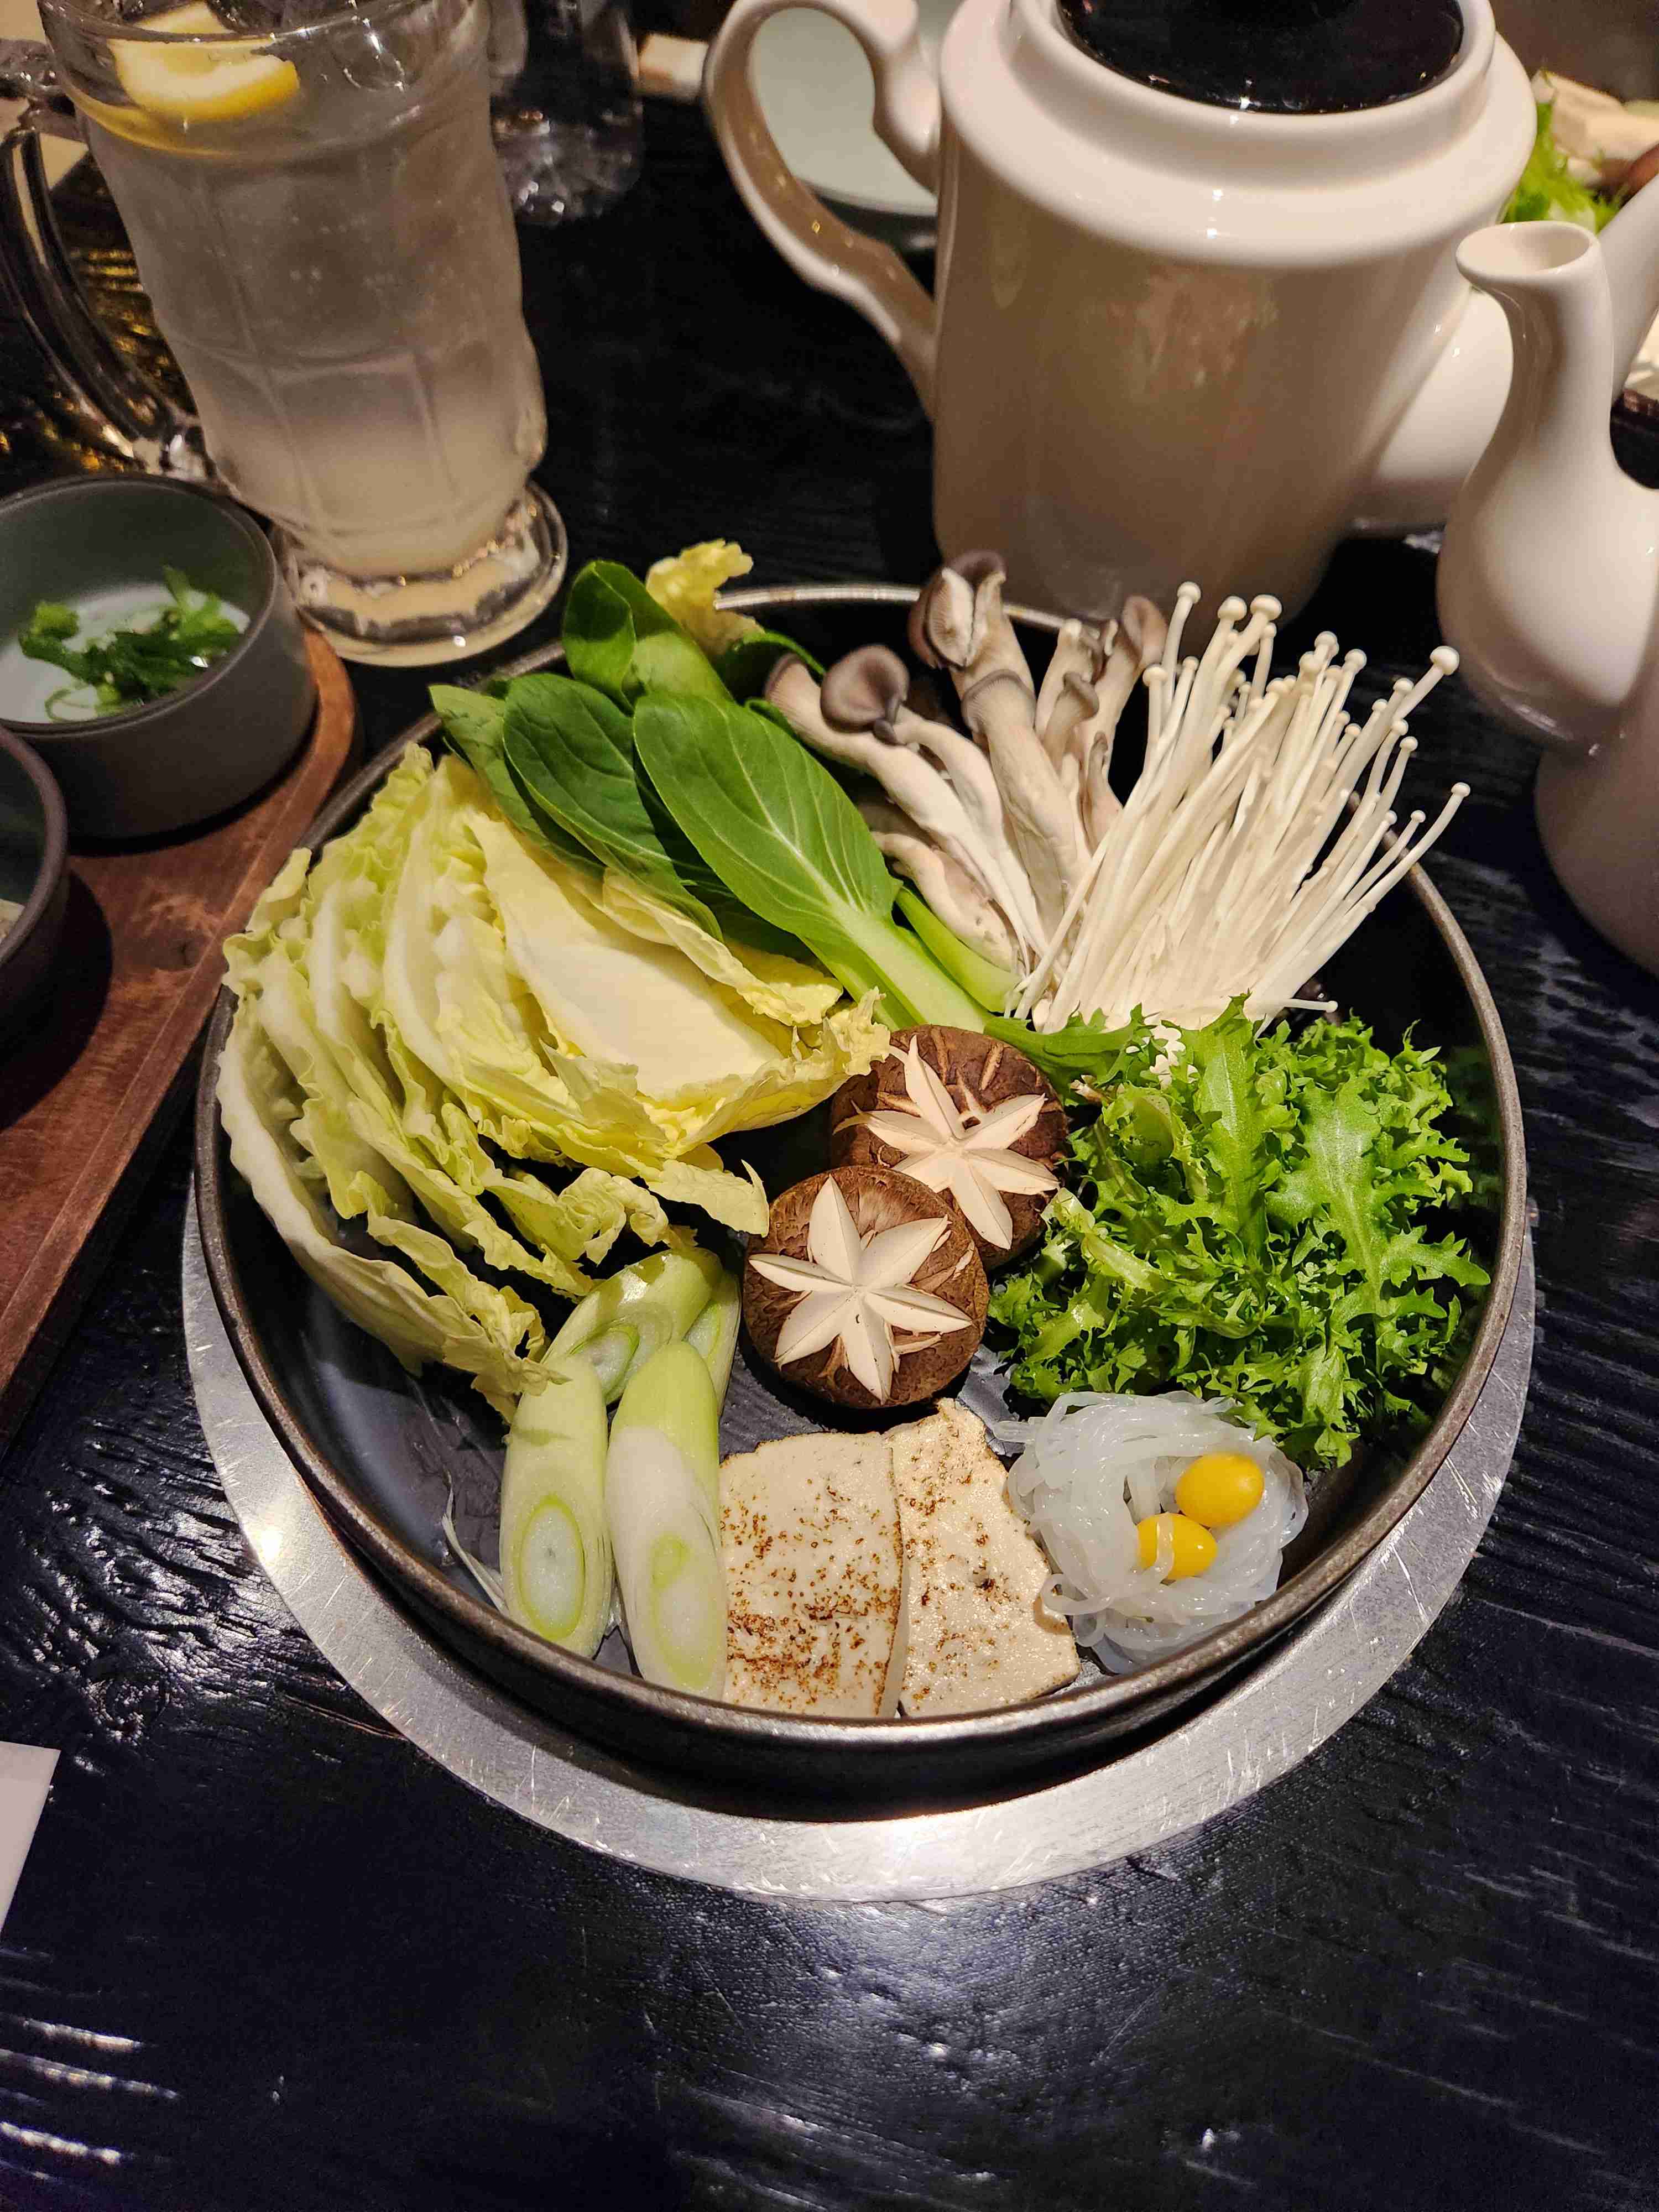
[[0, 1743, 58, 1932]]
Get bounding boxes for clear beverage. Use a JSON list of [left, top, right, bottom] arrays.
[[47, 0, 564, 662]]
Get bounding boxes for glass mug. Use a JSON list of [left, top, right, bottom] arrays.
[[0, 0, 565, 666]]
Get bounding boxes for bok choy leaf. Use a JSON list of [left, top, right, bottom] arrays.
[[632, 694, 985, 1033], [428, 684, 596, 870], [503, 674, 722, 922], [894, 886, 1015, 1013], [564, 561, 734, 707], [501, 673, 804, 957]]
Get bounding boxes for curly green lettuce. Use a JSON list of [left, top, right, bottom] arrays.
[[988, 1008, 1490, 1469], [1504, 100, 1617, 231]]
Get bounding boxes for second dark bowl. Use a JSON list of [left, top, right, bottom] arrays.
[[0, 478, 316, 839]]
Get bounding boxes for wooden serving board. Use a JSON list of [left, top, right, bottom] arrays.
[[0, 629, 357, 1446]]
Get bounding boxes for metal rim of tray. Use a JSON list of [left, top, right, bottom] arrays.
[[191, 582, 1529, 1777], [184, 1199, 1534, 1900]]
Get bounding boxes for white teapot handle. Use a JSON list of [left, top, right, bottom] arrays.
[[702, 0, 941, 413]]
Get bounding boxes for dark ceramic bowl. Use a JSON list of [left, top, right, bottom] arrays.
[[0, 478, 316, 839], [194, 585, 1528, 1807], [0, 728, 69, 1051]]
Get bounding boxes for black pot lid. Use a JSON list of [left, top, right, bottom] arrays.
[[1056, 0, 1466, 114]]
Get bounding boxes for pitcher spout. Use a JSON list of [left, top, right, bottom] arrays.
[[1437, 221, 1659, 750]]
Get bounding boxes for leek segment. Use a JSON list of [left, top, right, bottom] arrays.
[[686, 1265, 742, 1403], [607, 1343, 725, 1698], [548, 1248, 723, 1402], [499, 1359, 611, 1656]]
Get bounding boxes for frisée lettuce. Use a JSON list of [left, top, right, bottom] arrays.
[[989, 1007, 1490, 1469]]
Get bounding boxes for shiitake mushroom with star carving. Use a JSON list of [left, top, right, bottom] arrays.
[[831, 1027, 1066, 1264], [742, 1166, 989, 1411]]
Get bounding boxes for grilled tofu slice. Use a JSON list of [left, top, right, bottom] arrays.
[[891, 1399, 1078, 1716], [720, 1434, 905, 1717]]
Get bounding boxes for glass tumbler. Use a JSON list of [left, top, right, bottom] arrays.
[[487, 0, 641, 223], [0, 0, 565, 666]]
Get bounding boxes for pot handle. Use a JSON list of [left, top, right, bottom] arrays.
[[0, 46, 206, 473], [701, 0, 940, 414]]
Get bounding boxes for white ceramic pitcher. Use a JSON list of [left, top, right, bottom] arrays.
[[705, 0, 1537, 618]]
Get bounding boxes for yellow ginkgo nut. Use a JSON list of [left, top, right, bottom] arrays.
[[1175, 1451, 1266, 1530], [1134, 1512, 1217, 1581]]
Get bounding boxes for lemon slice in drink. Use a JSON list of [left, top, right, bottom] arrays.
[[112, 3, 299, 124]]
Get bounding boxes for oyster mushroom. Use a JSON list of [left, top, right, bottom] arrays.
[[768, 653, 1039, 951], [819, 642, 910, 730], [815, 644, 1042, 951], [831, 1025, 1065, 1262], [911, 556, 1088, 931], [743, 1166, 988, 1410], [857, 799, 1019, 970], [1035, 619, 1104, 766]]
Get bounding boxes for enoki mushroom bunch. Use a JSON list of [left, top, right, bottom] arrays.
[[764, 556, 1469, 1032]]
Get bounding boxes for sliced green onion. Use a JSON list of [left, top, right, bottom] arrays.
[[499, 1358, 612, 1656], [686, 1265, 741, 1405], [547, 1247, 722, 1402], [606, 1342, 724, 1698]]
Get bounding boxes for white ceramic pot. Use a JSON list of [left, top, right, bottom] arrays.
[[1438, 220, 1659, 977], [705, 0, 1536, 618]]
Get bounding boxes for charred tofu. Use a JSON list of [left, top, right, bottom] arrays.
[[890, 1399, 1078, 1716], [720, 1434, 905, 1716]]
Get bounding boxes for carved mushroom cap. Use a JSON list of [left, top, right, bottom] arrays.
[[830, 1026, 1067, 1264], [742, 1165, 988, 1411]]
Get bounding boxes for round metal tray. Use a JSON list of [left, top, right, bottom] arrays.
[[185, 1199, 1533, 1902], [192, 583, 1528, 1801]]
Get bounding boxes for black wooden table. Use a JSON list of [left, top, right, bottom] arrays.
[[2, 99, 1657, 2212]]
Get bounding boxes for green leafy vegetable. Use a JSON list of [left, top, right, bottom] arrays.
[[562, 560, 733, 707], [428, 681, 594, 868], [633, 692, 985, 1032], [499, 671, 802, 956], [504, 673, 719, 915], [990, 1006, 1490, 1468], [20, 567, 241, 716], [985, 1009, 1149, 1091], [713, 629, 823, 701], [1504, 101, 1616, 231]]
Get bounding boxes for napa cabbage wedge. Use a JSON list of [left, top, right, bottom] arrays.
[[229, 841, 651, 1307], [633, 693, 986, 1032], [216, 1000, 541, 1422], [220, 740, 886, 1413]]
